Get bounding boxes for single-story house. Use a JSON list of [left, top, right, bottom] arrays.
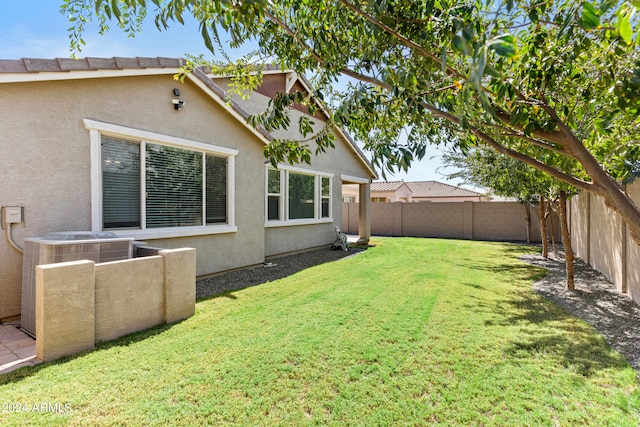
[[343, 180, 485, 203], [0, 57, 376, 322], [343, 181, 413, 203], [406, 181, 486, 202]]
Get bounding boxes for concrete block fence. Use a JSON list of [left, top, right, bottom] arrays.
[[342, 201, 560, 243]]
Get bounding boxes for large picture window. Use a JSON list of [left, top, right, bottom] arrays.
[[86, 119, 237, 238], [266, 166, 332, 225], [101, 136, 229, 231]]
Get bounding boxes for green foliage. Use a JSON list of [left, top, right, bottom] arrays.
[[442, 145, 580, 202]]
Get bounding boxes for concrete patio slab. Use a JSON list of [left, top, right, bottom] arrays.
[[0, 322, 41, 374]]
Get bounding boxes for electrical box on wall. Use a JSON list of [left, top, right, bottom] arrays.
[[1, 206, 24, 229]]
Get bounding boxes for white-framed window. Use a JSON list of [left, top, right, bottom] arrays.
[[321, 177, 331, 218], [265, 165, 333, 226], [267, 168, 283, 221], [85, 119, 238, 239]]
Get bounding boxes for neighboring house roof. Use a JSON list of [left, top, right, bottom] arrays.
[[343, 180, 482, 199], [406, 181, 483, 198], [0, 57, 376, 178], [370, 181, 410, 192]]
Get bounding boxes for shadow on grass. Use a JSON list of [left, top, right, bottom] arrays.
[[196, 246, 368, 302], [487, 288, 630, 378], [0, 321, 181, 386], [504, 332, 624, 378], [453, 256, 630, 377]]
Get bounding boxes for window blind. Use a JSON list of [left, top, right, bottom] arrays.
[[145, 143, 203, 228], [102, 137, 141, 229], [206, 155, 227, 224]]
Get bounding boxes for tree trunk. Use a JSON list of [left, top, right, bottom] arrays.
[[524, 202, 532, 243], [548, 199, 557, 257], [559, 190, 575, 290], [539, 196, 548, 258]]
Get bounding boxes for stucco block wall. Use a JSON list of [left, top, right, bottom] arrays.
[[570, 192, 590, 262], [95, 256, 165, 343], [474, 202, 527, 241], [345, 201, 558, 242], [569, 181, 640, 303], [402, 202, 465, 238], [370, 203, 404, 236], [35, 248, 195, 362], [589, 194, 626, 290], [36, 260, 96, 362], [626, 184, 640, 302], [161, 248, 197, 323]]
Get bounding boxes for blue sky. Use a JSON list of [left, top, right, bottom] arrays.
[[0, 0, 469, 187]]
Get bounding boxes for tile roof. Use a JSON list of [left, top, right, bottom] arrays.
[[369, 181, 409, 192], [347, 180, 481, 198], [0, 57, 185, 73], [406, 181, 482, 198]]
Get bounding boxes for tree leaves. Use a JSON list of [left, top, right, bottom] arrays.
[[579, 2, 601, 30]]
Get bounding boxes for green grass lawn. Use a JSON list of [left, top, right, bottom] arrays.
[[1, 238, 638, 426]]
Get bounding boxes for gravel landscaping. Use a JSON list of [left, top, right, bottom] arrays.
[[521, 249, 640, 374]]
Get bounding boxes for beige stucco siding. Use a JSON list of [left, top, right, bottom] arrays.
[[0, 74, 266, 318], [235, 90, 373, 256], [264, 138, 370, 256]]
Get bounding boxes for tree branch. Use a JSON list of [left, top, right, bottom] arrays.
[[337, 0, 465, 79], [263, 9, 392, 89], [417, 100, 594, 191], [498, 132, 564, 153], [494, 108, 570, 149]]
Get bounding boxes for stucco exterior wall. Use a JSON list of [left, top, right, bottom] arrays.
[[0, 74, 266, 318], [241, 89, 373, 257], [265, 169, 356, 256]]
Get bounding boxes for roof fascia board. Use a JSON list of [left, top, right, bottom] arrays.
[[0, 68, 179, 84], [341, 175, 371, 184]]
